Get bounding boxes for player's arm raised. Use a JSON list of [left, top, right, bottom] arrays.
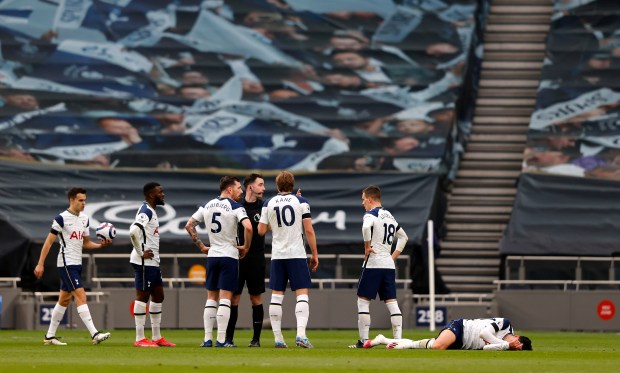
[[391, 227, 408, 261], [34, 232, 57, 279], [303, 218, 319, 272], [185, 217, 209, 254]]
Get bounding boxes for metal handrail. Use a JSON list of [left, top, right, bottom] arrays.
[[493, 279, 620, 291], [90, 277, 412, 290], [0, 277, 21, 288], [32, 291, 109, 302], [413, 293, 494, 304], [504, 255, 619, 282]]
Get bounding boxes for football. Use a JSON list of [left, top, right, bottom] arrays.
[[96, 222, 116, 241]]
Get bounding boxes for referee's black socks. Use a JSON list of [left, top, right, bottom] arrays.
[[252, 304, 264, 340]]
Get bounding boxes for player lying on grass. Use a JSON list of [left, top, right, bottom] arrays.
[[365, 317, 532, 351]]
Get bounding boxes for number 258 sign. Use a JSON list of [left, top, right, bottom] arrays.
[[415, 306, 447, 327]]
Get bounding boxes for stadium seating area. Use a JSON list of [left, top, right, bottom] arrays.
[[524, 0, 620, 180], [0, 0, 479, 172]]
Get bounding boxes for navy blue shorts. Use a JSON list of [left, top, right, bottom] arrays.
[[270, 259, 312, 292], [357, 268, 397, 300], [440, 319, 464, 350], [58, 265, 83, 292], [132, 264, 163, 292], [206, 257, 239, 292]]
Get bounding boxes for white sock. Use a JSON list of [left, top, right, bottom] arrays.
[[295, 294, 309, 338], [216, 299, 231, 344], [357, 298, 371, 341], [149, 301, 162, 340], [386, 301, 402, 339], [46, 303, 67, 338], [413, 338, 435, 349], [269, 294, 284, 343], [76, 304, 98, 337], [204, 299, 218, 342], [133, 301, 147, 341]]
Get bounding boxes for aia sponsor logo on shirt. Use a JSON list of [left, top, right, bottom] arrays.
[[69, 231, 84, 240]]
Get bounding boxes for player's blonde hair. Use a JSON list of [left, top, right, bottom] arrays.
[[276, 171, 295, 193]]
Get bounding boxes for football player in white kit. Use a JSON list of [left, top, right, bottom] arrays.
[[34, 187, 111, 346], [258, 171, 319, 349], [349, 185, 408, 349], [185, 176, 252, 348], [366, 317, 532, 351], [129, 182, 175, 347]]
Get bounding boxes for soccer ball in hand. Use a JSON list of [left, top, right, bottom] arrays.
[[96, 222, 116, 241]]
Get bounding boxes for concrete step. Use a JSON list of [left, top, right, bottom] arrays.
[[439, 266, 499, 276], [443, 283, 497, 293], [493, 0, 553, 4], [471, 125, 529, 134], [490, 5, 553, 14], [456, 169, 521, 178], [482, 60, 544, 70], [466, 144, 525, 152], [485, 33, 547, 43], [444, 231, 503, 241], [486, 24, 549, 33], [484, 42, 545, 51], [476, 97, 536, 106], [447, 206, 513, 214], [481, 70, 542, 80], [436, 257, 501, 266], [446, 213, 511, 222], [446, 223, 507, 232], [459, 160, 522, 169], [483, 51, 544, 61], [453, 179, 516, 188], [441, 249, 500, 257], [479, 79, 539, 88], [469, 134, 527, 143], [475, 107, 534, 116], [462, 152, 523, 160], [478, 88, 538, 98], [441, 241, 500, 249], [473, 116, 530, 124], [451, 187, 517, 196], [443, 275, 499, 284], [447, 195, 516, 205], [487, 14, 551, 24]]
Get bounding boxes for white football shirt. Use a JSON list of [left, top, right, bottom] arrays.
[[363, 207, 401, 269], [260, 193, 311, 260], [462, 318, 514, 350], [51, 210, 90, 267], [130, 202, 160, 266], [192, 197, 249, 259]]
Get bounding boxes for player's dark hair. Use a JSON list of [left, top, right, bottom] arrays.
[[276, 171, 295, 193], [220, 176, 240, 192], [67, 187, 86, 200], [244, 173, 263, 188], [143, 182, 161, 197], [519, 336, 532, 351], [363, 185, 381, 201]]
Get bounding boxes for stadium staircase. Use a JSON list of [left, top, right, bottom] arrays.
[[437, 0, 553, 293]]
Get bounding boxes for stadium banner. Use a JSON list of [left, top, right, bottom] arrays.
[[500, 173, 620, 256], [0, 161, 439, 269]]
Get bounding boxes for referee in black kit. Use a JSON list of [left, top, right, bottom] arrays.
[[225, 173, 267, 347]]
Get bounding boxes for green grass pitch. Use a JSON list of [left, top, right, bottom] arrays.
[[1, 329, 619, 372]]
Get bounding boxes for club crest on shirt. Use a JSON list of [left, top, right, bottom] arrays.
[[253, 213, 261, 222]]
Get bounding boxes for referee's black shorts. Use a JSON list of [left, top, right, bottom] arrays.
[[235, 255, 266, 295]]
